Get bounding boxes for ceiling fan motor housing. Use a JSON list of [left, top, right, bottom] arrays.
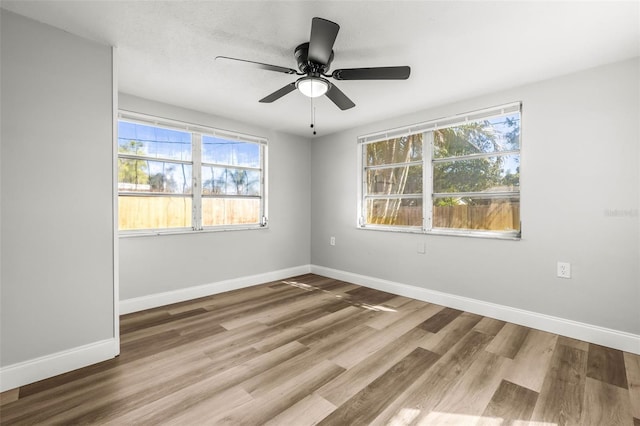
[[295, 42, 333, 75]]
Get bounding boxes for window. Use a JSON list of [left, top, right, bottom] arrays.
[[117, 112, 267, 233], [200, 136, 263, 227], [358, 103, 521, 239], [363, 134, 424, 227]]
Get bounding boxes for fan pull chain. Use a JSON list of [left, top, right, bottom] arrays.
[[310, 97, 317, 135]]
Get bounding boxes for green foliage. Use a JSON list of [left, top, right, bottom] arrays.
[[365, 134, 423, 224], [366, 133, 423, 166], [365, 114, 521, 228], [365, 133, 423, 195], [504, 116, 520, 149], [433, 123, 504, 198], [433, 121, 499, 158], [118, 140, 149, 185], [433, 118, 520, 204], [434, 197, 459, 207], [502, 169, 520, 187]]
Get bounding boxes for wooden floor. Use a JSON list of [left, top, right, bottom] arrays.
[[1, 274, 639, 425]]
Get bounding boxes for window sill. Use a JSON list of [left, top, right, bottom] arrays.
[[428, 228, 521, 240], [357, 225, 424, 234], [119, 225, 268, 238], [357, 225, 520, 240]]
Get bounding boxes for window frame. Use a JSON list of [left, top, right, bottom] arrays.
[[117, 110, 267, 236], [357, 102, 521, 240]]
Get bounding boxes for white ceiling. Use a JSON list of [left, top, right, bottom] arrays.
[[2, 1, 639, 137]]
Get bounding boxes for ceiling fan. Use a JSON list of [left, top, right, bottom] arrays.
[[216, 17, 411, 111]]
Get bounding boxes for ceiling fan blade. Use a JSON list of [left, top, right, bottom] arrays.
[[325, 83, 355, 110], [332, 66, 411, 80], [216, 56, 297, 75], [259, 83, 297, 103], [308, 17, 339, 65]]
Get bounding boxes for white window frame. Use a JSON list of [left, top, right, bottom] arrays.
[[357, 102, 521, 240], [118, 110, 268, 236]]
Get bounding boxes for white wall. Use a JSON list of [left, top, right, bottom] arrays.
[[1, 9, 116, 382], [311, 58, 640, 337], [118, 94, 311, 302]]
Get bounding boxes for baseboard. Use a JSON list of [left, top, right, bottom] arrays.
[[120, 265, 312, 315], [310, 265, 640, 355], [0, 338, 118, 392]]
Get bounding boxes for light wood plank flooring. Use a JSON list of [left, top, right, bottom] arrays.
[[1, 274, 638, 425]]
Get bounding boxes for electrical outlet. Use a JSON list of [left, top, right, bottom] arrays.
[[557, 262, 571, 279], [330, 236, 336, 246]]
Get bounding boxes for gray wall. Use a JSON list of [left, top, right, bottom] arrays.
[[1, 11, 115, 366], [1, 7, 635, 378], [118, 94, 311, 300], [311, 58, 640, 335]]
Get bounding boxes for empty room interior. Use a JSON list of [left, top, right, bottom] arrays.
[[1, 1, 639, 424]]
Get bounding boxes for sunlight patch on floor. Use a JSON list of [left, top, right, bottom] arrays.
[[281, 280, 398, 313], [360, 303, 398, 312], [388, 409, 558, 426], [416, 412, 503, 425], [387, 408, 421, 425], [282, 281, 314, 291]]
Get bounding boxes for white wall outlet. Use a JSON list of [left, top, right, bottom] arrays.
[[330, 236, 336, 246], [417, 242, 426, 254], [557, 262, 571, 279]]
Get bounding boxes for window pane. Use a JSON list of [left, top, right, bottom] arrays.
[[433, 154, 519, 194], [117, 159, 150, 190], [202, 136, 260, 167], [366, 198, 422, 226], [118, 159, 192, 194], [366, 165, 422, 195], [201, 167, 260, 196], [433, 113, 520, 159], [118, 121, 191, 161], [118, 196, 192, 230], [365, 134, 423, 166], [433, 197, 520, 232], [202, 198, 260, 226]]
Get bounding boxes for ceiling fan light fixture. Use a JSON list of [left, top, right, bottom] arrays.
[[296, 77, 329, 98]]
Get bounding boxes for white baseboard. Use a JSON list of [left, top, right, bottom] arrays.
[[120, 265, 312, 315], [0, 338, 118, 392], [310, 265, 640, 355]]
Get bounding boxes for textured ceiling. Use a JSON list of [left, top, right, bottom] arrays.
[[2, 1, 639, 137]]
